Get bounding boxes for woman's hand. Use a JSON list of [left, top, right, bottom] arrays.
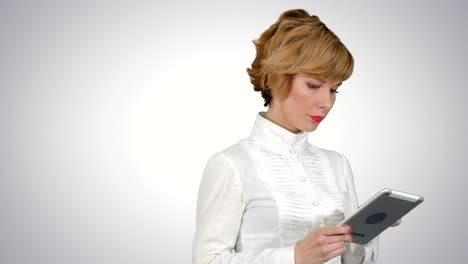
[[391, 219, 401, 227], [294, 226, 353, 264]]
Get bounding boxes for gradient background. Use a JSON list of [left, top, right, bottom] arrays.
[[2, 0, 467, 263]]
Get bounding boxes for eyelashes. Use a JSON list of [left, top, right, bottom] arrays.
[[307, 83, 339, 94], [307, 83, 321, 89]]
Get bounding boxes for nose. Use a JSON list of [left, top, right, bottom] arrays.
[[316, 87, 334, 110]]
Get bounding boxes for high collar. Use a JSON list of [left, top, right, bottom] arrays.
[[248, 111, 310, 153]]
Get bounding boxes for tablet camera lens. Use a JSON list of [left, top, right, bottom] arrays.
[[366, 212, 387, 224]]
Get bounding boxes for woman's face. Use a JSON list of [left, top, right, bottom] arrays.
[[267, 73, 342, 134]]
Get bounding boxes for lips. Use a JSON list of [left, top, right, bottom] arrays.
[[310, 116, 324, 122]]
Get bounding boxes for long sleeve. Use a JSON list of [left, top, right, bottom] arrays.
[[339, 154, 379, 264], [192, 152, 295, 264]]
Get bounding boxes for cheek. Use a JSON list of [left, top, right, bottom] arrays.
[[289, 87, 313, 109], [330, 96, 337, 107]]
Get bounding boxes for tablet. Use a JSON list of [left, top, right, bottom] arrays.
[[339, 188, 424, 245]]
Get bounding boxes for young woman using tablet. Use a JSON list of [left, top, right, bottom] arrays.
[[193, 9, 400, 264]]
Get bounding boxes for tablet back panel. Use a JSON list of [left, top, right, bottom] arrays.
[[341, 189, 423, 245]]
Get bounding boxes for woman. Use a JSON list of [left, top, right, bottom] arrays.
[[193, 9, 399, 264]]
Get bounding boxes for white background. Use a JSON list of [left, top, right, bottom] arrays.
[[2, 0, 467, 263]]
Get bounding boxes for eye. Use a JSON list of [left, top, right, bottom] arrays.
[[307, 83, 321, 89], [331, 89, 339, 94]]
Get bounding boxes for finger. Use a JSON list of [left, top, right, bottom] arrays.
[[320, 226, 351, 236], [391, 219, 401, 227], [322, 242, 347, 262], [322, 241, 345, 255], [326, 234, 354, 244]]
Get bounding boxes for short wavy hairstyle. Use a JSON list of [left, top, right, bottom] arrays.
[[247, 9, 354, 107]]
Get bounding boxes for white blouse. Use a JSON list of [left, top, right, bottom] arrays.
[[193, 112, 378, 264]]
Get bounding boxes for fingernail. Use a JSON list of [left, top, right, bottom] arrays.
[[348, 227, 353, 233]]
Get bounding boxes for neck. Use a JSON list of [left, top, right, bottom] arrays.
[[262, 109, 301, 134]]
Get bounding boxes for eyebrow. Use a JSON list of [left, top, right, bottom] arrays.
[[312, 77, 325, 84], [305, 75, 342, 88]]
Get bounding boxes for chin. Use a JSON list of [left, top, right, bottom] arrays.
[[305, 128, 318, 133], [304, 124, 319, 132]]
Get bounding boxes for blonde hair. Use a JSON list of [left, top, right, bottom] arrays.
[[247, 9, 354, 107]]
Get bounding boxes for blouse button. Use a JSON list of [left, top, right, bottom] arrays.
[[300, 176, 307, 182], [289, 149, 296, 154], [313, 200, 320, 206]]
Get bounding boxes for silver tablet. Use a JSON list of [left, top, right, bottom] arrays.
[[339, 188, 424, 245]]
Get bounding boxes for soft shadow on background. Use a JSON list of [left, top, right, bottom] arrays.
[[2, 0, 467, 263]]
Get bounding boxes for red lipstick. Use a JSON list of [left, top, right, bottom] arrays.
[[310, 116, 324, 122]]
